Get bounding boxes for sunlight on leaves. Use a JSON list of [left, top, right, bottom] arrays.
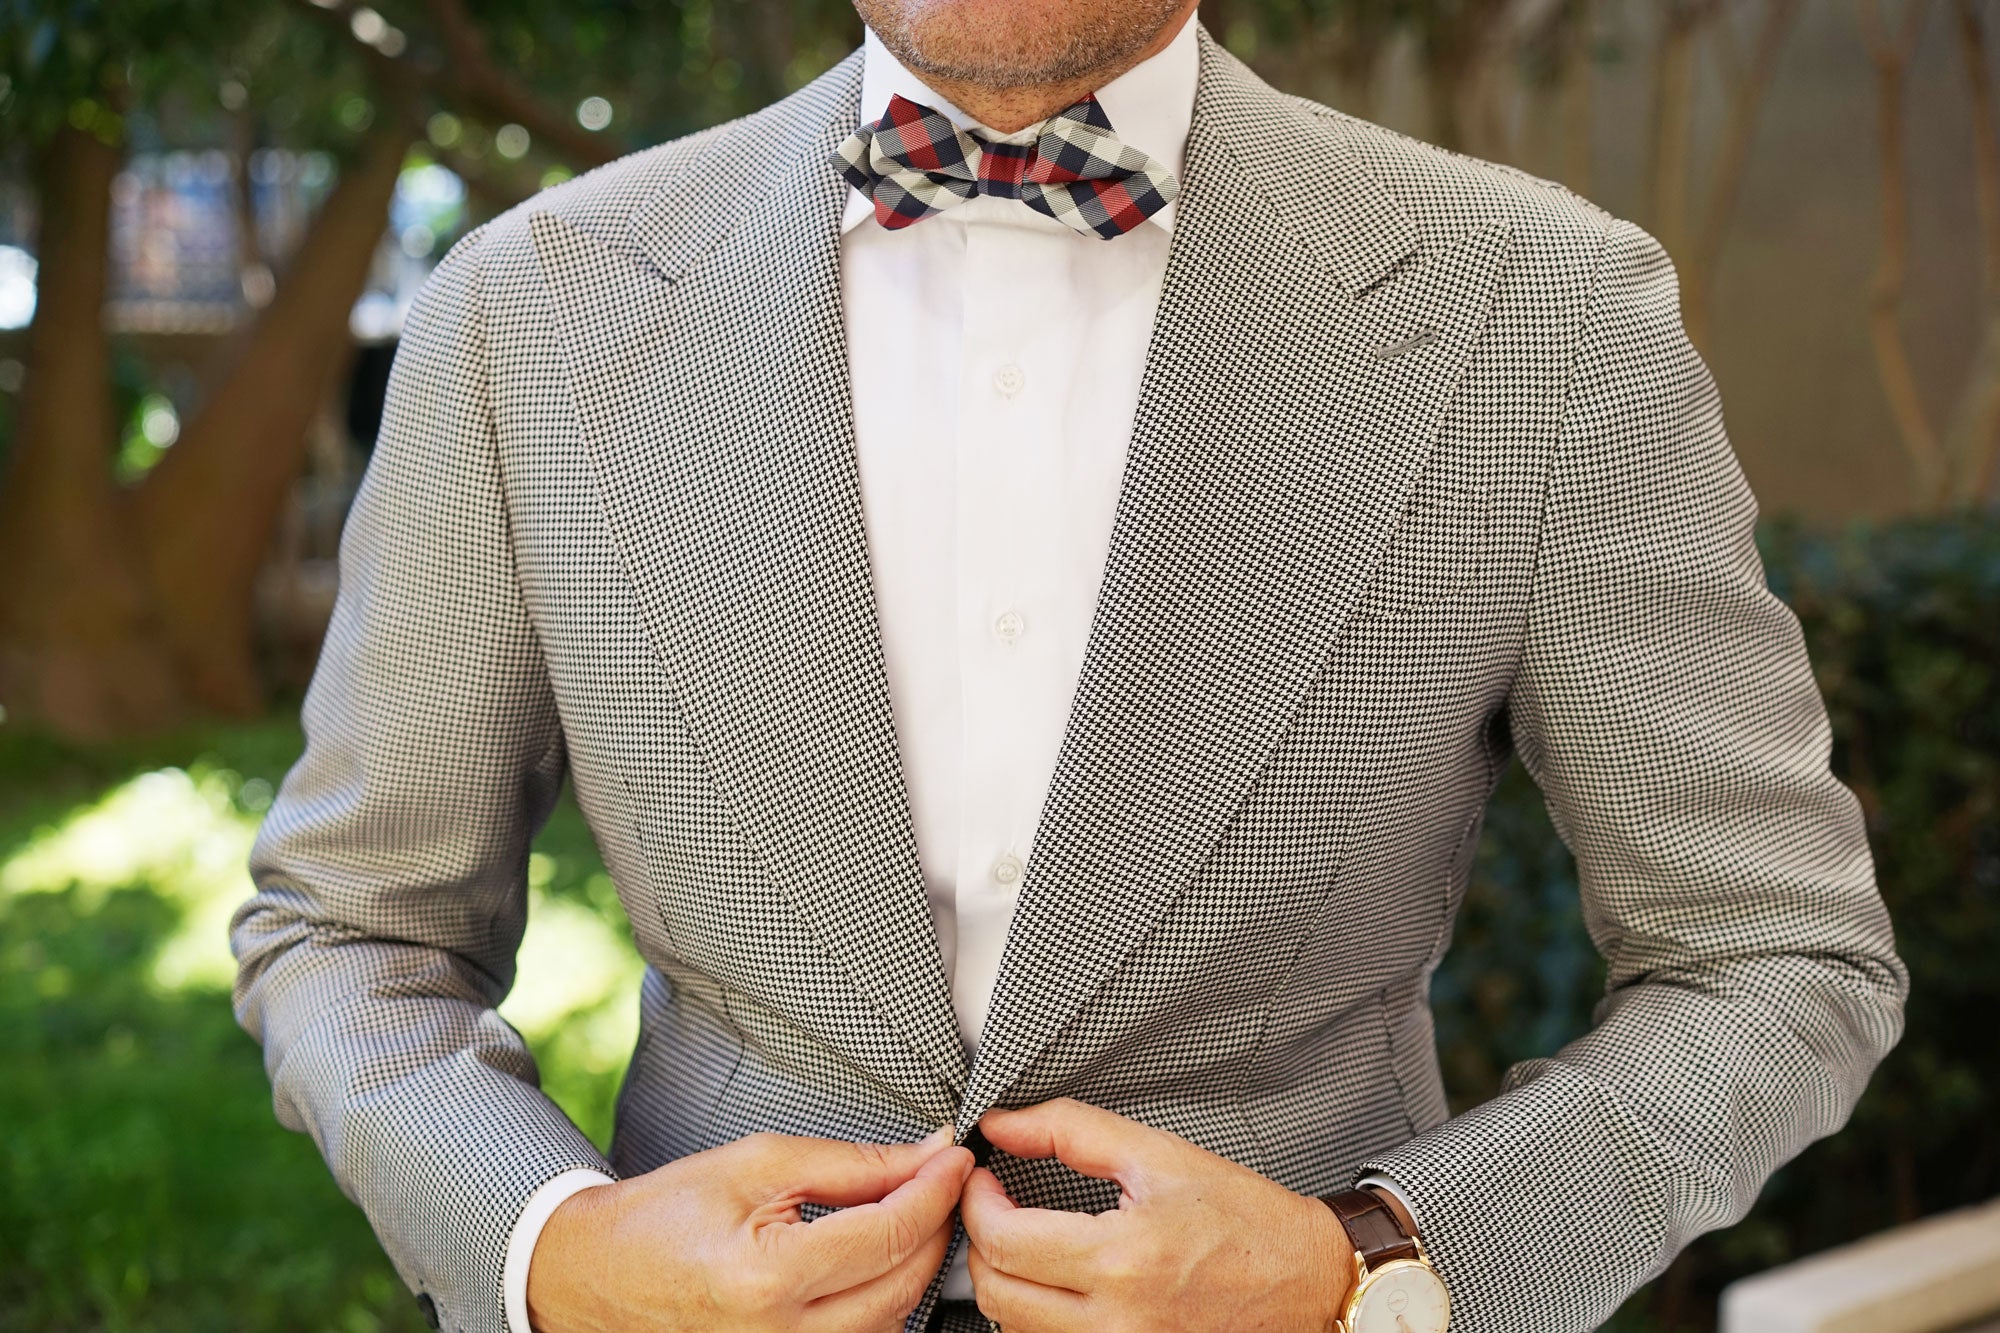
[[500, 853, 642, 1078], [0, 765, 254, 992], [1, 769, 643, 1065]]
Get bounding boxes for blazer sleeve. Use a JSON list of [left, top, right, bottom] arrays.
[[1358, 217, 1908, 1332], [230, 225, 613, 1333]]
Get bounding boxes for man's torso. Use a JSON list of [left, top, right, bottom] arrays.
[[470, 26, 1609, 1215]]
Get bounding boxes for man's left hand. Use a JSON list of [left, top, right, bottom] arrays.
[[960, 1099, 1351, 1332]]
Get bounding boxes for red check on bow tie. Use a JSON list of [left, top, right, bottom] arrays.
[[831, 92, 1179, 239]]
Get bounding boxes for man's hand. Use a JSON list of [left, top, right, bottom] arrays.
[[960, 1099, 1351, 1333], [527, 1127, 974, 1332]]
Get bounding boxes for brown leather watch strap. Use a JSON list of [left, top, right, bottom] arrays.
[[1321, 1187, 1421, 1268]]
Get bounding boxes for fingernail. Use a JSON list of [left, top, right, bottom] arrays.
[[920, 1124, 953, 1149]]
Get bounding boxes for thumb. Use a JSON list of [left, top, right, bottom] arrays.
[[785, 1144, 975, 1301], [748, 1125, 957, 1207], [977, 1098, 1166, 1187]]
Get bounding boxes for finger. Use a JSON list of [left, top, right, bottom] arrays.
[[969, 1245, 1093, 1332], [785, 1144, 973, 1299], [978, 1099, 1169, 1187], [746, 1126, 955, 1208], [959, 1167, 1101, 1291], [798, 1215, 955, 1332]]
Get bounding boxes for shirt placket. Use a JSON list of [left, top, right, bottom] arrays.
[[950, 210, 1067, 1051]]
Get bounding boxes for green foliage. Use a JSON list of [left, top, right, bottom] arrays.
[[0, 0, 370, 153], [0, 719, 425, 1330], [0, 517, 1991, 1328], [1433, 517, 2000, 1328], [1756, 520, 2000, 1222], [0, 717, 633, 1330], [431, 0, 864, 145]]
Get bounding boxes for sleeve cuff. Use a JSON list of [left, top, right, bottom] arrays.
[[1356, 1171, 1423, 1233], [502, 1168, 616, 1333]]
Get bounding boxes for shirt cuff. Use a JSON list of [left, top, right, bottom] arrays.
[[503, 1168, 616, 1333], [1356, 1171, 1423, 1234]]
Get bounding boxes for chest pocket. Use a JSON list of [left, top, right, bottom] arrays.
[[1352, 437, 1490, 618]]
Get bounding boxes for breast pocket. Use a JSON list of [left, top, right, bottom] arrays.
[[1351, 445, 1490, 619]]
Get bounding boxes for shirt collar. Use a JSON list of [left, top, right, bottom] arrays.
[[840, 13, 1200, 236]]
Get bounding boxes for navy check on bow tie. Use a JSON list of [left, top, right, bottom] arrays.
[[831, 92, 1179, 239]]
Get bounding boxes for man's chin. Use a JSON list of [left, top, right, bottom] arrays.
[[858, 0, 1180, 91]]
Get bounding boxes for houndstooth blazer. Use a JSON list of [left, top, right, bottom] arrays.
[[232, 25, 1907, 1333]]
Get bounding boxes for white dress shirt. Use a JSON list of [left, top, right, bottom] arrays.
[[841, 18, 1195, 1303], [504, 18, 1407, 1324], [840, 17, 1195, 1056]]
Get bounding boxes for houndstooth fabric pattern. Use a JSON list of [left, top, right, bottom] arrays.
[[231, 23, 1905, 1333], [832, 91, 1178, 236]]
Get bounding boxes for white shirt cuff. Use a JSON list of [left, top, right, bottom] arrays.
[[503, 1168, 616, 1333], [1356, 1171, 1423, 1233]]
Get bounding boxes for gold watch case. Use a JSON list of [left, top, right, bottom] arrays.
[[1335, 1249, 1451, 1333]]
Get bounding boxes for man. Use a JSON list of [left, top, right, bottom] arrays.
[[231, 0, 1908, 1329]]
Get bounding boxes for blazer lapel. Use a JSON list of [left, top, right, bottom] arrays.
[[530, 54, 970, 1117], [960, 33, 1515, 1126]]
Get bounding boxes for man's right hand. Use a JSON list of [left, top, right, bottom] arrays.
[[526, 1127, 974, 1332]]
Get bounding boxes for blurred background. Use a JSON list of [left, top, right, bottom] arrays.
[[0, 1, 1994, 1329]]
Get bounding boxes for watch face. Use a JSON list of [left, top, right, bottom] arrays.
[[1349, 1260, 1450, 1333]]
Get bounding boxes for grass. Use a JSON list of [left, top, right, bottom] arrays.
[[0, 715, 638, 1331]]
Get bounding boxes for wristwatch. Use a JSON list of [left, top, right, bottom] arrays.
[[1319, 1186, 1450, 1333]]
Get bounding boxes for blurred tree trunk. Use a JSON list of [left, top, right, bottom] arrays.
[[130, 128, 408, 716], [0, 6, 612, 739], [1647, 0, 1710, 263], [1329, 5, 1393, 125], [0, 126, 183, 740], [1860, 0, 2000, 509], [231, 107, 267, 291], [1680, 0, 1801, 352], [1860, 0, 1948, 508], [1521, 0, 1596, 194], [0, 128, 405, 737], [1560, 0, 1595, 196], [1941, 0, 2000, 505], [732, 0, 799, 109], [1422, 0, 1519, 155]]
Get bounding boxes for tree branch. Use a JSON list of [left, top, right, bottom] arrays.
[[423, 0, 621, 169], [1946, 0, 2000, 503], [1858, 0, 1946, 506], [1683, 0, 1802, 350], [296, 0, 621, 171], [1953, 0, 2000, 304], [1561, 0, 1595, 195], [1647, 0, 1724, 264]]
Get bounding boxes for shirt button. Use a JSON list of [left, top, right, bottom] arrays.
[[993, 363, 1026, 398], [992, 853, 1025, 886], [993, 608, 1025, 644]]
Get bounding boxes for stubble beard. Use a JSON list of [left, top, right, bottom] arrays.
[[859, 0, 1190, 91]]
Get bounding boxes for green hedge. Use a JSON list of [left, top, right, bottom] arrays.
[[1432, 517, 2000, 1328], [0, 517, 1991, 1329]]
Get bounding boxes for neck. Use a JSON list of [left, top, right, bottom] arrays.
[[917, 3, 1199, 133]]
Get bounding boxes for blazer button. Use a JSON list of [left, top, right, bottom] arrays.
[[962, 1125, 995, 1168], [415, 1293, 440, 1329]]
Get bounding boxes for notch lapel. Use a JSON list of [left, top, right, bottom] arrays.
[[530, 55, 970, 1118], [959, 35, 1515, 1127]]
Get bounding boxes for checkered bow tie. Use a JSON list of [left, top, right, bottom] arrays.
[[832, 92, 1179, 239]]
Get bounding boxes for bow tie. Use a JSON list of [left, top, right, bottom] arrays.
[[831, 92, 1179, 239]]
